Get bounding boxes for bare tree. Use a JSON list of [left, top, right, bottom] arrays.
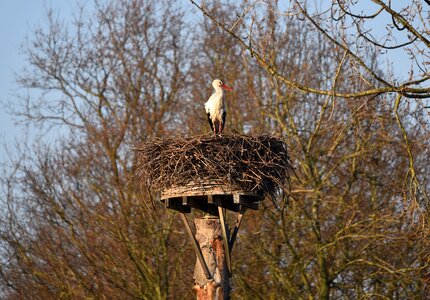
[[0, 0, 429, 299], [189, 0, 430, 298], [1, 0, 195, 298]]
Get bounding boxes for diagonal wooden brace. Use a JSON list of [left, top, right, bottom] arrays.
[[229, 206, 247, 252], [218, 206, 231, 277], [180, 213, 212, 280], [217, 205, 248, 277]]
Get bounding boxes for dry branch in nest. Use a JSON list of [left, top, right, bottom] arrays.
[[132, 133, 292, 197]]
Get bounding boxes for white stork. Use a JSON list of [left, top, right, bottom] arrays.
[[204, 79, 232, 136]]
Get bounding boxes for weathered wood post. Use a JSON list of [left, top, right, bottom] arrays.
[[193, 216, 229, 299]]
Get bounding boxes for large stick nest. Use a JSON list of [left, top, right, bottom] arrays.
[[133, 133, 292, 196]]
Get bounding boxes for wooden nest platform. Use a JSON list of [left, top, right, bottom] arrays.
[[133, 133, 291, 213]]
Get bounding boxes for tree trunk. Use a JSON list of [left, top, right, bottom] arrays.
[[193, 216, 230, 300]]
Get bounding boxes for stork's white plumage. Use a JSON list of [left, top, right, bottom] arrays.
[[205, 79, 232, 136]]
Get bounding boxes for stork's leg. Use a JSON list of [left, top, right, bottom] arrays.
[[221, 111, 226, 135], [213, 120, 219, 136]]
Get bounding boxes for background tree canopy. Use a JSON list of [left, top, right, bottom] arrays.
[[0, 0, 429, 299]]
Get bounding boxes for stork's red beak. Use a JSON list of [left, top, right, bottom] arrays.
[[221, 84, 233, 91]]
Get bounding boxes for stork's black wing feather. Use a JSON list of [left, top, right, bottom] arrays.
[[207, 112, 214, 132]]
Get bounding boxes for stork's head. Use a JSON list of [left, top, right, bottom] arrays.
[[212, 79, 232, 91]]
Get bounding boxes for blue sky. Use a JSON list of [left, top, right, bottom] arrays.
[[0, 1, 75, 162]]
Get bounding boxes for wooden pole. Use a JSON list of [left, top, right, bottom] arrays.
[[181, 213, 212, 280], [193, 216, 230, 300]]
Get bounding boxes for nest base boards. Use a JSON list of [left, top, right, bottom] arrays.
[[161, 182, 263, 214]]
